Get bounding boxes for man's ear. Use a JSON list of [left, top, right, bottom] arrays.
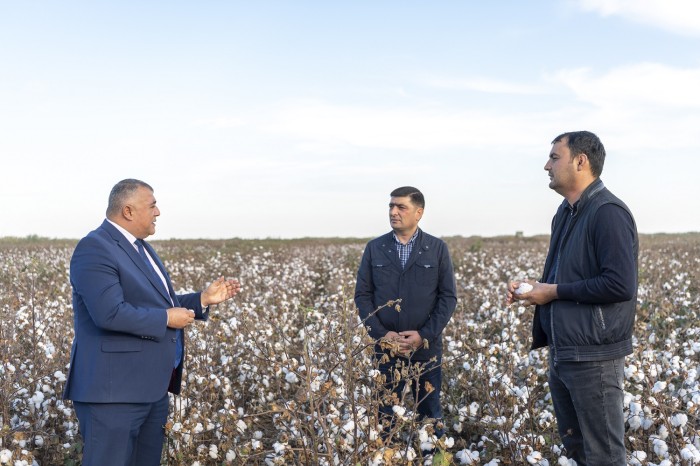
[[122, 204, 134, 220], [576, 153, 589, 171]]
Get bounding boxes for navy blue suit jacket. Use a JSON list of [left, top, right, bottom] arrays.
[[63, 220, 207, 402]]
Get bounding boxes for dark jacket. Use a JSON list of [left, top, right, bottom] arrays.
[[532, 179, 638, 362], [64, 220, 207, 402], [355, 229, 457, 360]]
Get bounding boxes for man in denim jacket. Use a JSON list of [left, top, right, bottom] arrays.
[[355, 186, 457, 443], [508, 131, 638, 466]]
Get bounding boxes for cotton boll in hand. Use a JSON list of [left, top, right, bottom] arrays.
[[515, 283, 533, 295]]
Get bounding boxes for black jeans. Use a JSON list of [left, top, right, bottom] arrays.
[[548, 356, 626, 466]]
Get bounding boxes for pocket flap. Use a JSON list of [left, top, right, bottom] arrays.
[[101, 339, 143, 353]]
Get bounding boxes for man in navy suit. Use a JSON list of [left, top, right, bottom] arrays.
[[63, 178, 240, 465]]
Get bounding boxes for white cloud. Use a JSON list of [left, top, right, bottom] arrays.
[[261, 99, 547, 152], [424, 76, 544, 95], [576, 0, 700, 36], [551, 63, 700, 109]]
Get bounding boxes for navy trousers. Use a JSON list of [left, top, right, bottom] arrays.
[[73, 394, 169, 466], [378, 354, 444, 437]]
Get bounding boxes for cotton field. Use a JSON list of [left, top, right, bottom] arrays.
[[1, 234, 699, 465]]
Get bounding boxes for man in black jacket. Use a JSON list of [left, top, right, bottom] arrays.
[[508, 131, 638, 466], [355, 186, 457, 443]]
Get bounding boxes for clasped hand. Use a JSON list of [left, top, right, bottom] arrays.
[[383, 330, 423, 356]]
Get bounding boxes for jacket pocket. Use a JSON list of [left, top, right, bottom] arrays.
[[414, 259, 439, 288], [594, 305, 606, 330], [371, 260, 391, 287], [101, 339, 143, 353]]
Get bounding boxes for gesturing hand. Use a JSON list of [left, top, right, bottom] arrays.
[[201, 277, 241, 307]]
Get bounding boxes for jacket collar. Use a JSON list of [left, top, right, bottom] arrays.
[[379, 228, 426, 270], [560, 177, 605, 213]]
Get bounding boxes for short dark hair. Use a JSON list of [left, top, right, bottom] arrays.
[[390, 186, 425, 209], [106, 179, 153, 217], [551, 131, 606, 177]]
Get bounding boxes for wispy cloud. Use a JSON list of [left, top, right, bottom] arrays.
[[424, 76, 544, 95], [262, 100, 548, 152], [576, 0, 700, 36], [551, 63, 700, 109]]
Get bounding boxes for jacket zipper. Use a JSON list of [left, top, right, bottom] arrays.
[[551, 207, 576, 366]]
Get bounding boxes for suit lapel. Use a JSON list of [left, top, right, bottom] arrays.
[[141, 240, 178, 304], [100, 221, 173, 303]]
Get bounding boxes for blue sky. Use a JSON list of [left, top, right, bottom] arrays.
[[1, 0, 698, 239]]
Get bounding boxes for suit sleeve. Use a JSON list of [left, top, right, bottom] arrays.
[[177, 292, 208, 320], [556, 204, 637, 303], [354, 244, 389, 339], [417, 241, 457, 342], [70, 236, 168, 339]]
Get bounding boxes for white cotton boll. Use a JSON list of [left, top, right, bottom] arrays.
[[236, 420, 247, 433], [515, 283, 533, 295], [251, 439, 262, 450], [628, 414, 642, 431], [342, 420, 355, 433], [671, 413, 688, 427], [392, 406, 406, 417], [193, 423, 204, 434], [652, 381, 667, 393], [0, 449, 11, 464], [418, 429, 430, 443], [526, 451, 544, 464], [444, 437, 455, 448], [54, 371, 66, 383], [254, 430, 263, 439], [172, 422, 182, 432], [272, 442, 286, 454], [657, 424, 669, 439], [285, 372, 299, 384], [34, 436, 44, 447], [469, 402, 480, 417], [681, 443, 700, 462], [226, 450, 236, 461], [628, 450, 647, 466], [485, 460, 501, 466], [208, 444, 218, 459], [368, 429, 379, 441], [455, 449, 480, 465], [652, 438, 668, 458]]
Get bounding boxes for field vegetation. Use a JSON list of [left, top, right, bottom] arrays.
[[1, 234, 699, 465]]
